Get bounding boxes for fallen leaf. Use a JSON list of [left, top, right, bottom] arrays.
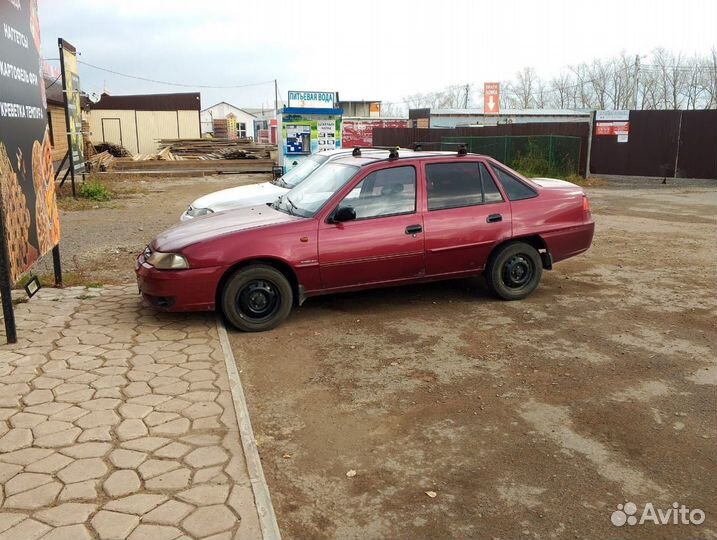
[[282, 454, 292, 459], [425, 491, 437, 498], [346, 469, 357, 477]]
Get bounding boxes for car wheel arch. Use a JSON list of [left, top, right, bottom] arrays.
[[215, 257, 301, 310], [488, 235, 552, 270]]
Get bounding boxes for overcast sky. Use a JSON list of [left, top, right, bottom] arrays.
[[39, 0, 717, 110]]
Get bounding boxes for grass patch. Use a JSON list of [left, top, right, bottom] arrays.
[[56, 174, 148, 211], [79, 180, 112, 201]]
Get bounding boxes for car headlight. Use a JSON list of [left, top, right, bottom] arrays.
[[146, 251, 190, 270], [187, 206, 213, 218]]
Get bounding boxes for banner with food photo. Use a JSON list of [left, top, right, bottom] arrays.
[[0, 0, 60, 283]]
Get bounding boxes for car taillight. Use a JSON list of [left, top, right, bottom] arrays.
[[582, 195, 591, 220]]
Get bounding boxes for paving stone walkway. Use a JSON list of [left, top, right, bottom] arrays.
[[0, 285, 264, 540]]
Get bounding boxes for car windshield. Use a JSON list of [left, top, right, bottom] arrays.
[[273, 154, 328, 188], [273, 163, 359, 218]]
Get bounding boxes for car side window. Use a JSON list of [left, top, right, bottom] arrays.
[[338, 166, 416, 219], [493, 167, 538, 201], [426, 162, 486, 211], [481, 164, 504, 203]]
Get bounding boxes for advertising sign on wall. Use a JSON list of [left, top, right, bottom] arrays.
[[484, 82, 500, 114], [58, 38, 85, 173], [0, 0, 61, 285], [342, 119, 411, 148], [595, 121, 630, 136], [287, 91, 336, 109]]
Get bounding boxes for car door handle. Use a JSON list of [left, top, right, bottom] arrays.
[[405, 224, 422, 235], [487, 214, 502, 223]]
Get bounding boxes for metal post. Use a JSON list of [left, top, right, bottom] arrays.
[[59, 39, 77, 199], [274, 79, 278, 115], [633, 55, 640, 110], [0, 221, 17, 344], [585, 110, 595, 178], [52, 245, 63, 288]]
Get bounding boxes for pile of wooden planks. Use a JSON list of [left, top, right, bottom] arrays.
[[155, 138, 276, 160], [109, 158, 274, 176], [90, 138, 278, 176], [85, 151, 115, 171]]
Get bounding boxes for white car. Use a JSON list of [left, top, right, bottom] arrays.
[[180, 148, 411, 221]]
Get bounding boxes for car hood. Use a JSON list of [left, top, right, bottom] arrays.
[[191, 182, 288, 212], [155, 204, 300, 252]]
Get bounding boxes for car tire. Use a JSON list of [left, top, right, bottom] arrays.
[[486, 242, 543, 300], [221, 264, 293, 332]]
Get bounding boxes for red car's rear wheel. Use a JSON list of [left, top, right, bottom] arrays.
[[486, 242, 543, 300]]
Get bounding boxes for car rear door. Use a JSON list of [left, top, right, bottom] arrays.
[[422, 159, 512, 276], [318, 164, 425, 290]]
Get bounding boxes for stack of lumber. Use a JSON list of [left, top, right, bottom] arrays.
[[109, 158, 274, 176], [155, 138, 276, 160], [212, 119, 236, 139], [85, 151, 114, 171], [100, 138, 278, 176]]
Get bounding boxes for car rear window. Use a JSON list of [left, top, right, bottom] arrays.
[[492, 167, 538, 201]]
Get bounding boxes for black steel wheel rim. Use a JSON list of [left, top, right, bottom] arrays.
[[237, 280, 280, 321], [502, 254, 534, 289]]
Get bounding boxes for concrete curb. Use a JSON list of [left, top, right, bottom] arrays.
[[216, 317, 282, 540]]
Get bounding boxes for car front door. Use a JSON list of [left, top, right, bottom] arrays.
[[318, 165, 425, 290], [422, 160, 512, 276]]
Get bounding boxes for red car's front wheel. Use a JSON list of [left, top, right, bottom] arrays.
[[221, 264, 293, 332]]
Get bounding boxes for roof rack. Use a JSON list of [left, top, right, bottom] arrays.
[[412, 141, 469, 155], [351, 146, 400, 158]]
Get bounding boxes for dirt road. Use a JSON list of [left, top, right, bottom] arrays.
[[228, 186, 717, 540]]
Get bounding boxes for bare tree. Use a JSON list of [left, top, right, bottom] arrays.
[[509, 67, 537, 108], [400, 48, 716, 114]]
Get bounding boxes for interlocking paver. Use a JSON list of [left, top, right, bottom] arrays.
[[35, 502, 97, 526], [104, 493, 167, 515], [103, 469, 141, 497], [0, 286, 262, 539], [91, 510, 140, 540]]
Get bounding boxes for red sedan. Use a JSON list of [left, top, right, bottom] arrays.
[[136, 149, 594, 331]]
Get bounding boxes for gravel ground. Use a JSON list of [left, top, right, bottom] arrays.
[[228, 186, 717, 540]]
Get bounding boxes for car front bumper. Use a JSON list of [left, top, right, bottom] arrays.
[[135, 259, 223, 312]]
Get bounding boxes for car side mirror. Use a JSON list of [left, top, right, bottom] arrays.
[[331, 206, 356, 223]]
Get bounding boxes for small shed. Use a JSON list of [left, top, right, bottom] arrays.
[[201, 102, 257, 139], [86, 92, 201, 154]]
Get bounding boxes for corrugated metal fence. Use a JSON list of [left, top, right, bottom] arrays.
[[589, 110, 717, 179], [373, 110, 716, 179]]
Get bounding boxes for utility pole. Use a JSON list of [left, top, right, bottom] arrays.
[[464, 84, 469, 108], [633, 55, 640, 110], [274, 79, 278, 114]]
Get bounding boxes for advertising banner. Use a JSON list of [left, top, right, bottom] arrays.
[[58, 38, 85, 173], [287, 91, 336, 109], [0, 0, 60, 285], [484, 82, 500, 114], [342, 119, 410, 148], [595, 121, 630, 136]]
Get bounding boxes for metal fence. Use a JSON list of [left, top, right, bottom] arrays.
[[442, 135, 582, 177]]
